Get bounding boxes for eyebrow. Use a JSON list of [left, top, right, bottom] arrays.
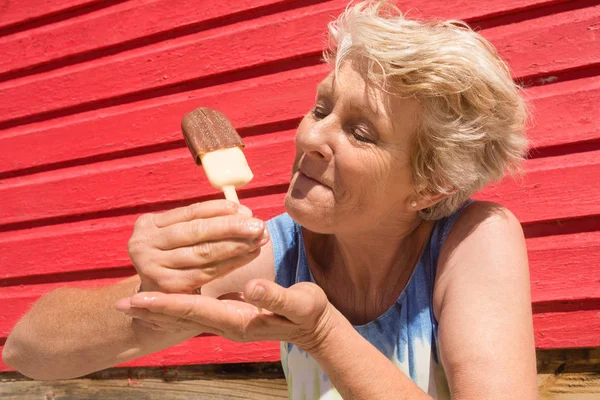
[[314, 80, 387, 133]]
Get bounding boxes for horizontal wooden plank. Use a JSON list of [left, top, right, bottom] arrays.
[[0, 64, 328, 175], [1, 335, 279, 372], [528, 231, 600, 304], [0, 286, 594, 371], [473, 150, 600, 223], [534, 309, 600, 349], [0, 192, 287, 281], [0, 129, 296, 226], [526, 75, 600, 150], [0, 373, 288, 399], [482, 4, 600, 78], [3, 139, 599, 227], [0, 0, 567, 77], [1, 3, 598, 126], [1, 208, 596, 302], [0, 276, 280, 372], [0, 0, 103, 31], [2, 67, 597, 179], [1, 350, 597, 399], [0, 0, 296, 76], [0, 1, 342, 126]]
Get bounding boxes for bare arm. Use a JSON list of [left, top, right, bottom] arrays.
[[3, 240, 274, 382], [434, 202, 538, 399], [2, 275, 200, 380], [2, 200, 275, 380]]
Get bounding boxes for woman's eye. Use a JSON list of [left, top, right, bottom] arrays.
[[311, 106, 329, 119], [352, 127, 375, 144]]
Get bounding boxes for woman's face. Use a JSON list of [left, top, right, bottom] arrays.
[[285, 60, 422, 234]]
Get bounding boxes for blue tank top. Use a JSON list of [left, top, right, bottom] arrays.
[[266, 201, 473, 399]]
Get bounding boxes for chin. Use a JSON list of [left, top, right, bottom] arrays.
[[284, 190, 334, 234]]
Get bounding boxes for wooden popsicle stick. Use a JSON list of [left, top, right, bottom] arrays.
[[222, 186, 239, 203], [223, 184, 261, 313]]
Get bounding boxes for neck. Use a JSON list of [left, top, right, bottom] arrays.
[[303, 214, 434, 324]]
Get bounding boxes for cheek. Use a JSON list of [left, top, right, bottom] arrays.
[[334, 150, 389, 203]]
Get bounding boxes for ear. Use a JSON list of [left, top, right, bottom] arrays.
[[407, 191, 454, 212]]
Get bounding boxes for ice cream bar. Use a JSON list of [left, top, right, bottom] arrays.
[[182, 108, 253, 203]]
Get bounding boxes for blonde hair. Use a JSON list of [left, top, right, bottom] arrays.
[[324, 1, 529, 219]]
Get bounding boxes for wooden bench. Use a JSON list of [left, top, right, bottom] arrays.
[[1, 0, 598, 398]]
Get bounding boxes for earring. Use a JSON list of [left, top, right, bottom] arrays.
[[410, 201, 417, 207]]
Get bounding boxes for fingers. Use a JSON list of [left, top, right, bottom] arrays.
[[116, 297, 223, 334], [130, 292, 251, 328], [152, 200, 243, 228], [174, 249, 262, 284], [161, 233, 268, 269], [157, 215, 266, 250], [124, 292, 296, 342], [245, 280, 328, 324]]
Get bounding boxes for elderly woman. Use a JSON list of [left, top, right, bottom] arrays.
[[3, 1, 538, 398]]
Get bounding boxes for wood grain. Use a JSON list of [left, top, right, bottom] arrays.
[[528, 231, 600, 304], [0, 348, 597, 398], [0, 130, 296, 227], [0, 0, 104, 31], [533, 309, 600, 349], [3, 144, 599, 229], [0, 64, 327, 175], [526, 75, 600, 151], [0, 377, 289, 400], [0, 192, 286, 281], [0, 0, 570, 77], [1, 0, 598, 378], [0, 3, 598, 125], [474, 150, 600, 223], [0, 1, 342, 125], [2, 67, 598, 179], [0, 0, 299, 76]]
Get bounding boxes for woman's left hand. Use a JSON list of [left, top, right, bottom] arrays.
[[115, 279, 336, 352]]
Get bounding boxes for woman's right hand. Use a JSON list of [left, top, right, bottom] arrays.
[[127, 200, 269, 294]]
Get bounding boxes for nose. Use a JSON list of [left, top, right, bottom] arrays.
[[296, 117, 334, 161]]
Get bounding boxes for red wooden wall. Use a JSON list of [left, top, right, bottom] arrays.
[[1, 0, 599, 372]]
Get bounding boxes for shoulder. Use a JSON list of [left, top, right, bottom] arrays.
[[431, 201, 538, 396], [433, 201, 528, 318]]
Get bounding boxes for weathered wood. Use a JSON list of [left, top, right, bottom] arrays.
[[0, 377, 289, 400], [533, 309, 600, 349], [0, 349, 597, 399], [2, 66, 598, 179], [0, 0, 104, 31], [0, 1, 343, 125], [0, 130, 297, 226], [0, 3, 598, 125], [3, 144, 599, 229], [528, 231, 600, 304], [0, 0, 297, 76], [0, 192, 286, 282], [0, 64, 327, 175], [474, 150, 600, 223], [0, 0, 570, 78], [537, 348, 600, 399], [526, 75, 600, 151]]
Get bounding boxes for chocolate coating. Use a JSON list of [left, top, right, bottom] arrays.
[[181, 107, 243, 165]]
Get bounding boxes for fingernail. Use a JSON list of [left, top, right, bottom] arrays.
[[246, 219, 264, 232], [238, 205, 252, 216], [253, 230, 269, 246], [114, 297, 131, 310], [225, 200, 238, 211], [251, 285, 265, 301]]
